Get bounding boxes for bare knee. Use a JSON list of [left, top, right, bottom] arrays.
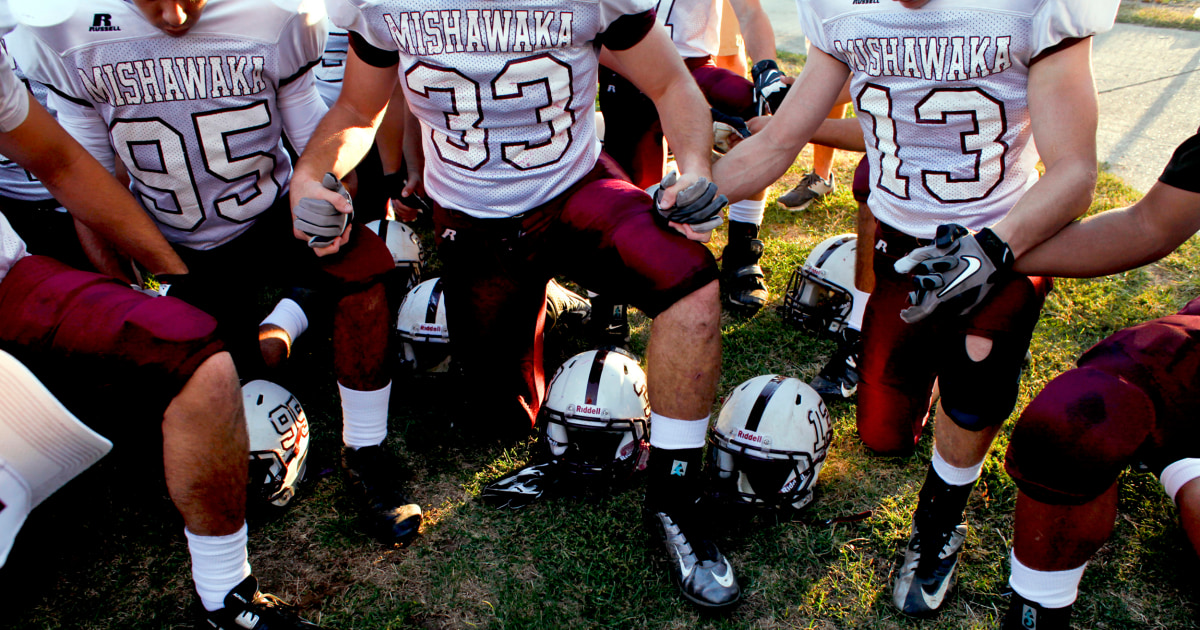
[[965, 334, 992, 362]]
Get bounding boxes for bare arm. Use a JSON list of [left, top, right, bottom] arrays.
[[291, 48, 397, 254], [1014, 180, 1200, 277], [727, 0, 777, 64], [606, 24, 712, 189], [990, 38, 1099, 258], [0, 97, 186, 276], [712, 47, 849, 202]]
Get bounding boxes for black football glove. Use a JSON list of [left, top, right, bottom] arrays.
[[752, 59, 789, 116], [294, 172, 354, 248], [894, 223, 1015, 323], [480, 462, 561, 510], [651, 170, 727, 233], [381, 171, 433, 215]]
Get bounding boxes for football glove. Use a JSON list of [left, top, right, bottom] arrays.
[[480, 462, 560, 510], [652, 170, 727, 233], [711, 107, 751, 142], [381, 171, 433, 215], [294, 173, 354, 248], [752, 59, 789, 116], [894, 224, 1014, 323]]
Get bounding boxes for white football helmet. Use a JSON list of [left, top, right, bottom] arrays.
[[365, 219, 424, 291], [540, 349, 650, 481], [396, 277, 451, 373], [709, 375, 832, 511], [243, 380, 310, 508], [783, 234, 870, 338]]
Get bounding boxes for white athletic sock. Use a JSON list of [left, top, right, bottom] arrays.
[[1160, 458, 1200, 503], [340, 381, 391, 449], [186, 523, 252, 612], [931, 447, 983, 487], [727, 199, 765, 225], [649, 413, 709, 450], [259, 298, 309, 345], [1009, 551, 1086, 609]]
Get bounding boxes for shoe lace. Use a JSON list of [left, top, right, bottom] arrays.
[[799, 172, 825, 188]]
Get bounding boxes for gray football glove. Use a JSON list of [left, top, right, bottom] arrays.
[[294, 172, 354, 248], [652, 170, 727, 233], [894, 224, 1014, 323], [752, 59, 789, 116]]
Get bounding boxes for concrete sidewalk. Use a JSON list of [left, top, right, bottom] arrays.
[[758, 3, 1200, 192]]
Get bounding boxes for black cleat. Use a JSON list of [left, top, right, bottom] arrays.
[[646, 505, 740, 610], [1002, 592, 1072, 630], [810, 338, 861, 400], [342, 445, 422, 546], [480, 462, 562, 510], [722, 222, 769, 316], [544, 279, 591, 332], [201, 576, 328, 629], [892, 519, 967, 615]]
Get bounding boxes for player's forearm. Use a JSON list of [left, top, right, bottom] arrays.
[[1014, 181, 1200, 277], [294, 104, 382, 186], [738, 11, 777, 64], [990, 157, 1096, 259], [810, 117, 866, 153], [655, 78, 715, 179]]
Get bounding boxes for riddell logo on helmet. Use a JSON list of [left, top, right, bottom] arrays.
[[572, 404, 605, 416], [418, 324, 444, 333], [734, 428, 770, 445]]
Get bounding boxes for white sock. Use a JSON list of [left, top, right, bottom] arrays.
[[1160, 458, 1200, 502], [649, 413, 709, 450], [727, 199, 765, 225], [260, 298, 309, 344], [186, 523, 252, 612], [1009, 551, 1086, 609], [340, 381, 391, 449], [931, 447, 983, 487]]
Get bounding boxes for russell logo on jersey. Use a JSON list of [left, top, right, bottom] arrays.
[[89, 14, 120, 32]]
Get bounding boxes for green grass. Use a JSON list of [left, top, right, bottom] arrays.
[[1118, 0, 1200, 31], [5, 62, 1200, 627]]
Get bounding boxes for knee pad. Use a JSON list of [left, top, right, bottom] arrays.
[[939, 335, 1028, 431], [1005, 367, 1154, 505]]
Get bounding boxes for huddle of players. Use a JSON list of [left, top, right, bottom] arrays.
[[2, 0, 1198, 628]]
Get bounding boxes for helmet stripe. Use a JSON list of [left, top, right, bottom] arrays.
[[745, 375, 787, 432], [426, 278, 443, 324], [813, 235, 854, 269], [584, 349, 608, 406], [378, 219, 391, 242]]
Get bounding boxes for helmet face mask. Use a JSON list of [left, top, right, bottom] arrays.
[[709, 375, 832, 513], [243, 380, 310, 509], [538, 349, 650, 483]]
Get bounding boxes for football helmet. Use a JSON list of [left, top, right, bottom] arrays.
[[709, 374, 832, 511], [365, 219, 424, 292], [539, 349, 650, 481], [243, 380, 310, 508], [395, 277, 451, 372], [783, 234, 870, 338]]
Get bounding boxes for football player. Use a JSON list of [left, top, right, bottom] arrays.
[[8, 0, 422, 547], [995, 130, 1200, 629], [599, 0, 785, 315], [299, 0, 738, 611], [0, 36, 326, 628], [712, 0, 1119, 615]]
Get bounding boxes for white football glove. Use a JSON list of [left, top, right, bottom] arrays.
[[894, 224, 1014, 323]]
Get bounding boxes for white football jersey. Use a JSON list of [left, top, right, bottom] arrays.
[[656, 0, 720, 58], [0, 38, 55, 204], [329, 0, 656, 219], [8, 0, 327, 249], [798, 0, 1118, 238], [0, 47, 30, 284], [315, 24, 349, 106]]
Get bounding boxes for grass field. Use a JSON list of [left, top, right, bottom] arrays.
[[1119, 0, 1200, 30], [5, 68, 1200, 630]]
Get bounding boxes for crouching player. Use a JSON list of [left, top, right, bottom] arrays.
[[1000, 129, 1200, 629], [0, 38, 327, 628]]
